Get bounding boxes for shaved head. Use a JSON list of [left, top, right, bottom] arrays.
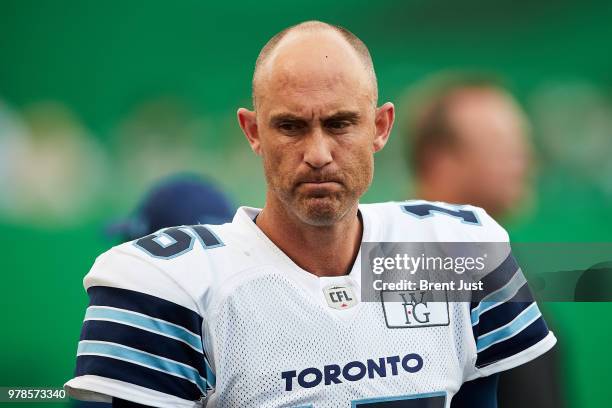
[[252, 21, 378, 109]]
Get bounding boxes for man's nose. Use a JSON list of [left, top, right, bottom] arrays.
[[303, 128, 333, 169]]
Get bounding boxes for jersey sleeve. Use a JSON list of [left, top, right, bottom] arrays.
[[465, 209, 556, 380], [64, 246, 214, 408]]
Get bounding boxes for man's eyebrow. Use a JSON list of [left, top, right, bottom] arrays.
[[321, 111, 361, 123], [269, 113, 308, 126]]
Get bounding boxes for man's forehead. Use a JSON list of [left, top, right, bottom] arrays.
[[255, 29, 374, 107], [259, 82, 372, 119], [267, 104, 363, 121]]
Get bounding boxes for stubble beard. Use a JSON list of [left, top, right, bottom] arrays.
[[294, 190, 355, 226], [264, 161, 373, 228]]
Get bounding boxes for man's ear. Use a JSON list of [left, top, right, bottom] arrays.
[[237, 108, 261, 155], [373, 102, 395, 152]]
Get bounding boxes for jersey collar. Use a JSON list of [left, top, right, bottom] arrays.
[[231, 205, 375, 286]]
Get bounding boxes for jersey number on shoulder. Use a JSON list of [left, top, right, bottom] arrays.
[[401, 203, 480, 225], [134, 225, 223, 259]]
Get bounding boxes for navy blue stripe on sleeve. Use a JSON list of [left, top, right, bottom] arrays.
[[86, 286, 203, 335], [471, 253, 520, 305], [476, 315, 549, 368], [76, 354, 203, 401], [472, 285, 533, 336], [80, 320, 209, 380]]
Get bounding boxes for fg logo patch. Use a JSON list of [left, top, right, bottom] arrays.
[[381, 290, 450, 328], [323, 285, 358, 310]]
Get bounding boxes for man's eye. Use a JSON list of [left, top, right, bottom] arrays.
[[280, 123, 296, 131], [278, 122, 304, 134], [327, 121, 351, 131]]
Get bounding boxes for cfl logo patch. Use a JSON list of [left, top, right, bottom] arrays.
[[323, 285, 358, 310], [381, 290, 450, 328]]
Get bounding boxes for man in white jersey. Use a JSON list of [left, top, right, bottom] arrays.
[[65, 21, 556, 408]]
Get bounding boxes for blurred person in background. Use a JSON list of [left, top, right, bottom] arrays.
[[403, 72, 563, 408], [404, 73, 532, 219], [106, 172, 235, 242]]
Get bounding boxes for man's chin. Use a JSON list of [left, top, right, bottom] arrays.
[[295, 196, 346, 226]]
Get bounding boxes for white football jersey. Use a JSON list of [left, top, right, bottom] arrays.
[[65, 201, 556, 408]]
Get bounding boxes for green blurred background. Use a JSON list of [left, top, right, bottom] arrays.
[[1, 0, 612, 406]]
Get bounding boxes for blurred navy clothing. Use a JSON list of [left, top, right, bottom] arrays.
[[451, 374, 499, 408], [107, 173, 234, 241]]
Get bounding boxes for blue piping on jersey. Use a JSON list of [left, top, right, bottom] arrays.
[[85, 306, 203, 353], [471, 269, 526, 326], [476, 302, 541, 352], [77, 340, 212, 391]]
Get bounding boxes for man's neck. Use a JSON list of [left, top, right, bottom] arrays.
[[255, 196, 362, 277]]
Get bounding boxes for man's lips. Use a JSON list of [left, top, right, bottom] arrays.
[[296, 180, 342, 195], [296, 175, 342, 184], [299, 181, 340, 185], [297, 180, 342, 189]]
